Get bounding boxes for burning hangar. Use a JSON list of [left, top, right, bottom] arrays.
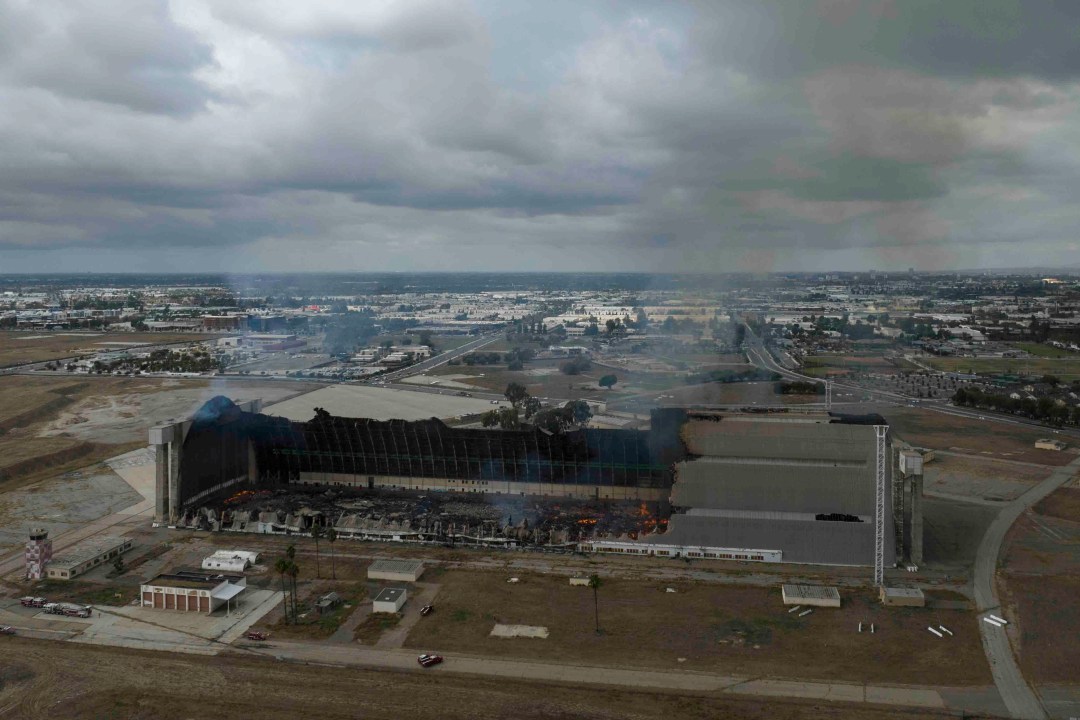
[[149, 397, 920, 568]]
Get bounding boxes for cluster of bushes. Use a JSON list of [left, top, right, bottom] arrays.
[[559, 356, 592, 375], [775, 380, 824, 395], [686, 368, 780, 385]]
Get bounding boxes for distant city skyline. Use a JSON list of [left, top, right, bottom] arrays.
[[3, 1, 1080, 273]]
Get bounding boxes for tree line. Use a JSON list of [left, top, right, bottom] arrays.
[[953, 386, 1080, 426]]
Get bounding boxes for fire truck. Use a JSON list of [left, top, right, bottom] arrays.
[[41, 602, 91, 618], [19, 596, 46, 608]]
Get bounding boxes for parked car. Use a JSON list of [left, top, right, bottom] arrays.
[[417, 653, 443, 667], [0, 626, 15, 635], [244, 631, 269, 641], [420, 604, 434, 617]]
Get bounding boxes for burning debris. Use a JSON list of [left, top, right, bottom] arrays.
[[173, 487, 669, 550]]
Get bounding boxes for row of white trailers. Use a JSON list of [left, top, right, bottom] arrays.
[[577, 540, 782, 562]]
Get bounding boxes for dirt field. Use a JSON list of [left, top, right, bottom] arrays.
[[923, 454, 1050, 501], [0, 330, 212, 367], [878, 406, 1076, 466], [1032, 484, 1080, 521], [999, 502, 1080, 686], [803, 355, 902, 378], [921, 498, 998, 570], [404, 570, 989, 686], [0, 375, 315, 490], [0, 639, 976, 720]]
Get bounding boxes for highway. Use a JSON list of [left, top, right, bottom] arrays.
[[371, 332, 501, 383]]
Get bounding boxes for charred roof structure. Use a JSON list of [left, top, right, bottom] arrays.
[[152, 398, 912, 569]]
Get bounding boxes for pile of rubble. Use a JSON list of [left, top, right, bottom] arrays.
[[174, 487, 669, 549]]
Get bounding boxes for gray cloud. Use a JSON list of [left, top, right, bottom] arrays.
[[1, 0, 1079, 272]]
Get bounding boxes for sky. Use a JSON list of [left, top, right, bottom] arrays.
[[2, 0, 1080, 274]]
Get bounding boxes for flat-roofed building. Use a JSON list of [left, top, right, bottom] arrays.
[[781, 584, 841, 608], [46, 536, 132, 580], [372, 587, 407, 614], [367, 559, 424, 583], [141, 570, 247, 614]]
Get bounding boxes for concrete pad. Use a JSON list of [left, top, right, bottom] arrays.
[[107, 447, 156, 515], [490, 624, 549, 639]]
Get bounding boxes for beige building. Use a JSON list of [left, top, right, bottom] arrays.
[[46, 536, 132, 580], [141, 571, 246, 614]]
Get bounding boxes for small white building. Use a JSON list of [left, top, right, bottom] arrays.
[[372, 587, 407, 614], [368, 559, 424, 583], [201, 550, 259, 573], [880, 587, 926, 607]]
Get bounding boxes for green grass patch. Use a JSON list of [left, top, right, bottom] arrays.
[[926, 355, 1080, 382], [713, 615, 802, 646], [30, 579, 139, 606], [1017, 343, 1073, 359], [451, 608, 473, 622]]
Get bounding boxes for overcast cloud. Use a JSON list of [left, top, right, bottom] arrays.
[[1, 0, 1079, 273]]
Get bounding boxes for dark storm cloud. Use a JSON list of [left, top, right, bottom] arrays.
[[696, 0, 1080, 81], [1, 0, 1079, 272]]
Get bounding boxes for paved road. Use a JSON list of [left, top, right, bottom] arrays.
[[247, 640, 947, 711], [377, 332, 501, 383], [971, 453, 1080, 720]]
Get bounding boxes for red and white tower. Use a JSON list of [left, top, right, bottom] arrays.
[[25, 528, 52, 580]]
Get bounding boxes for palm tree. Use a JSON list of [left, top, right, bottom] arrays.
[[311, 523, 322, 579], [287, 562, 300, 620], [588, 574, 602, 635], [274, 558, 292, 624], [327, 526, 338, 580]]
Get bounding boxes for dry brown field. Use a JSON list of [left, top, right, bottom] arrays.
[[999, 500, 1080, 685], [1032, 485, 1080, 521], [879, 406, 1077, 466], [0, 330, 212, 367], [0, 376, 178, 488], [0, 639, 975, 720], [0, 375, 314, 490], [404, 570, 989, 686]]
